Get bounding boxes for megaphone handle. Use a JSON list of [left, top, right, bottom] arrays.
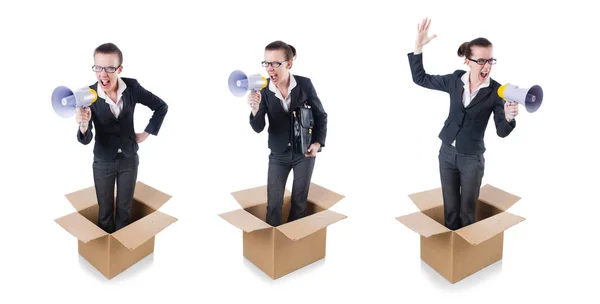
[[506, 100, 516, 119], [79, 106, 89, 127], [250, 89, 259, 108]]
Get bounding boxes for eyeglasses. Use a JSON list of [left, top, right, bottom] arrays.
[[92, 65, 120, 73], [261, 61, 287, 68], [468, 58, 497, 65]]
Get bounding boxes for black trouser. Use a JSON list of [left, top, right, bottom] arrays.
[[266, 147, 316, 227], [438, 143, 485, 230], [92, 153, 139, 233]]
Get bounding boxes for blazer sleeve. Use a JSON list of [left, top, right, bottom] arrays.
[[493, 97, 516, 137], [306, 79, 327, 147], [408, 52, 453, 93], [77, 110, 94, 145], [135, 81, 168, 135], [249, 91, 267, 133]]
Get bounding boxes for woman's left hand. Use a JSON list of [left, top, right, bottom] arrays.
[[505, 101, 519, 122], [136, 132, 150, 143], [305, 143, 321, 157]]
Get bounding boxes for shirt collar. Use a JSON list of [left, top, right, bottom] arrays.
[[461, 71, 490, 91], [269, 73, 297, 98], [97, 77, 127, 103]]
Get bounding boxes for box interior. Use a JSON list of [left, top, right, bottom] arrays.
[[77, 199, 154, 230], [422, 200, 504, 230], [244, 199, 323, 226]]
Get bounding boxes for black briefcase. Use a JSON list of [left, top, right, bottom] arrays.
[[293, 103, 320, 155]]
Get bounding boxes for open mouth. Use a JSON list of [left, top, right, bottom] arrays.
[[269, 73, 278, 82], [100, 79, 110, 88], [480, 71, 489, 79]]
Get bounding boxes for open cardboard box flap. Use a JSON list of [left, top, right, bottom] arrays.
[[111, 210, 178, 250], [219, 209, 272, 233], [396, 211, 450, 237], [276, 209, 347, 241], [55, 212, 108, 243]]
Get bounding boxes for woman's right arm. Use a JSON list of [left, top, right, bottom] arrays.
[[408, 52, 452, 93], [249, 91, 267, 133], [408, 17, 452, 93]]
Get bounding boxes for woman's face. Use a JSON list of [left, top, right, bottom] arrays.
[[94, 52, 122, 93], [465, 46, 494, 83], [264, 49, 291, 86]]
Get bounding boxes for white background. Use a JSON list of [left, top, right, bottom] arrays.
[[1, 0, 598, 302]]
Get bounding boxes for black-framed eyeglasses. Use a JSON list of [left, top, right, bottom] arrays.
[[92, 65, 120, 73], [468, 58, 497, 65], [261, 61, 287, 68]]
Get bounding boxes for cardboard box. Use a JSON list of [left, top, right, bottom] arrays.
[[219, 183, 346, 279], [396, 184, 525, 284], [55, 181, 177, 279]]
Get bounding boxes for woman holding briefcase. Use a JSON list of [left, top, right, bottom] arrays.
[[407, 18, 519, 230], [248, 40, 328, 227]]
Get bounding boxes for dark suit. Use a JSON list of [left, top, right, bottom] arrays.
[[408, 52, 515, 229], [78, 77, 168, 233], [250, 75, 327, 226]]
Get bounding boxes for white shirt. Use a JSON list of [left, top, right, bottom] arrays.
[[460, 71, 490, 107], [97, 77, 127, 152], [269, 73, 297, 112], [97, 77, 127, 118], [450, 72, 490, 146]]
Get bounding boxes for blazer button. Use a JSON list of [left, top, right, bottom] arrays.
[[458, 124, 462, 128]]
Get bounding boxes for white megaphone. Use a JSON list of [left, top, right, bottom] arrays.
[[51, 86, 98, 126], [228, 70, 267, 108], [498, 83, 543, 119]]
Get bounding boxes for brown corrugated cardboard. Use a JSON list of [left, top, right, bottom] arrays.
[[220, 182, 346, 279], [55, 181, 177, 279], [397, 184, 525, 284]]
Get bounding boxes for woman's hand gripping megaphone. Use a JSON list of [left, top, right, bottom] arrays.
[[248, 90, 261, 116]]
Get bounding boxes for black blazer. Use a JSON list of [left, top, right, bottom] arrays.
[[77, 77, 168, 160], [249, 75, 327, 153], [408, 52, 515, 155]]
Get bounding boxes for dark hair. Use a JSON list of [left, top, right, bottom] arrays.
[[94, 43, 123, 66], [457, 38, 492, 59], [265, 40, 297, 61]]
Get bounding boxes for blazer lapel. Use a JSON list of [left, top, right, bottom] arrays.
[[117, 87, 131, 120], [263, 89, 284, 114], [288, 86, 303, 112], [466, 86, 493, 109], [92, 82, 119, 122]]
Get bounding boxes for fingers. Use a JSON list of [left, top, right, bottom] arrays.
[[505, 102, 519, 118], [305, 144, 318, 157], [76, 108, 90, 123], [419, 17, 431, 32], [305, 146, 312, 157], [247, 92, 261, 106]]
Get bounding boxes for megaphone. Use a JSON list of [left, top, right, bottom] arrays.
[[51, 86, 98, 126], [498, 83, 543, 119], [228, 70, 267, 108]]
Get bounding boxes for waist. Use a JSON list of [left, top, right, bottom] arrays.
[[441, 142, 483, 157]]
